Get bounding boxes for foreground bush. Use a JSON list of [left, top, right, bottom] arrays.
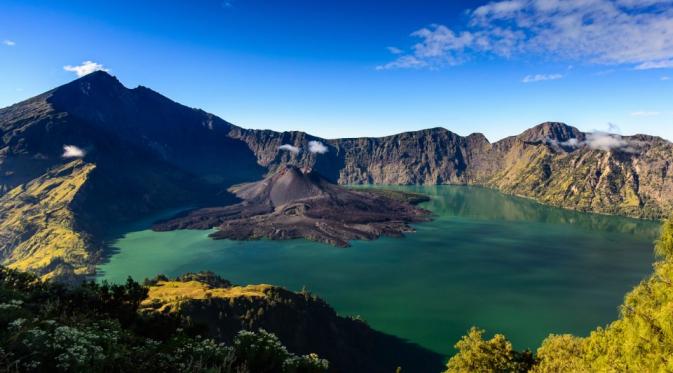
[[0, 267, 328, 372], [446, 217, 673, 372]]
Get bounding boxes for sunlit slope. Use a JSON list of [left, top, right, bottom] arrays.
[[485, 138, 672, 219], [0, 160, 95, 280], [234, 123, 673, 219]]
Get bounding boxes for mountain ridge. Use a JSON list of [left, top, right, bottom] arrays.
[[1, 71, 672, 279]]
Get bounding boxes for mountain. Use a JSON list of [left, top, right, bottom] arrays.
[[231, 122, 673, 219], [1, 71, 672, 279], [153, 165, 430, 247], [0, 71, 265, 279]]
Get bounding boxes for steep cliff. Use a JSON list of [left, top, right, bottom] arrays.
[[230, 122, 673, 219]]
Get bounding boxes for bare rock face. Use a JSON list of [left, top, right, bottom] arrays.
[[153, 165, 431, 247], [230, 122, 673, 219]]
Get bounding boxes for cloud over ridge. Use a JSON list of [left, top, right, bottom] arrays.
[[62, 145, 86, 158], [64, 61, 109, 77], [308, 140, 328, 154], [279, 144, 301, 154]]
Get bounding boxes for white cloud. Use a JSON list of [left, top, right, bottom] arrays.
[[387, 46, 403, 54], [2, 40, 15, 46], [376, 55, 428, 70], [522, 73, 563, 83], [559, 138, 580, 147], [559, 132, 642, 153], [662, 76, 671, 80], [635, 59, 673, 70], [551, 124, 644, 153], [379, 0, 673, 70], [279, 144, 301, 154], [585, 132, 630, 151], [308, 140, 328, 154], [62, 145, 85, 158], [63, 61, 109, 77], [631, 111, 660, 116]]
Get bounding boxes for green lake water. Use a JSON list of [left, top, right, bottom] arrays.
[[98, 185, 660, 356]]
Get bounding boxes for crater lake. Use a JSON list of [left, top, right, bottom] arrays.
[[98, 185, 660, 356]]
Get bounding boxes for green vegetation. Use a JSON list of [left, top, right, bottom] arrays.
[[445, 217, 673, 372], [0, 160, 96, 281], [0, 266, 328, 372], [445, 328, 534, 372]]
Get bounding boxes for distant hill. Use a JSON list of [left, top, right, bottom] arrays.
[[1, 71, 672, 279]]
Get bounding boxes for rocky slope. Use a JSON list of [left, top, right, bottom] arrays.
[[1, 71, 672, 279], [142, 272, 445, 373], [0, 160, 94, 281], [0, 71, 264, 279], [153, 165, 430, 247], [231, 123, 673, 219]]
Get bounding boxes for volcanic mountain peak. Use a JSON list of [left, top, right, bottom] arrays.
[[517, 121, 584, 143], [231, 165, 331, 207], [154, 165, 431, 247]]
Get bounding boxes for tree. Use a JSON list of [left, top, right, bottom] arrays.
[[655, 218, 673, 259], [445, 327, 533, 373]]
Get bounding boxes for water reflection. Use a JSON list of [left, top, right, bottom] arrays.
[[357, 185, 660, 240]]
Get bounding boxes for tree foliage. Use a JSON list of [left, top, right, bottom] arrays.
[[0, 266, 328, 373], [446, 217, 673, 372], [656, 217, 673, 259], [445, 328, 533, 373]]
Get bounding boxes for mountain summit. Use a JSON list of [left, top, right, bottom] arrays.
[[517, 122, 585, 143]]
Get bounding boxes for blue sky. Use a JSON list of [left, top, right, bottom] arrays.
[[1, 0, 672, 141]]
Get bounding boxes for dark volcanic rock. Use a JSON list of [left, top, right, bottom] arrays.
[[153, 165, 431, 247]]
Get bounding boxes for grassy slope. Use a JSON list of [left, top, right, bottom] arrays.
[[486, 146, 661, 219], [0, 160, 95, 280]]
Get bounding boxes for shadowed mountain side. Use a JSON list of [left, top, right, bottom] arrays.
[[153, 165, 431, 247], [142, 272, 446, 373], [0, 71, 265, 278]]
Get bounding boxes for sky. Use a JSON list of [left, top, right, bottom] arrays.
[[1, 0, 672, 141]]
